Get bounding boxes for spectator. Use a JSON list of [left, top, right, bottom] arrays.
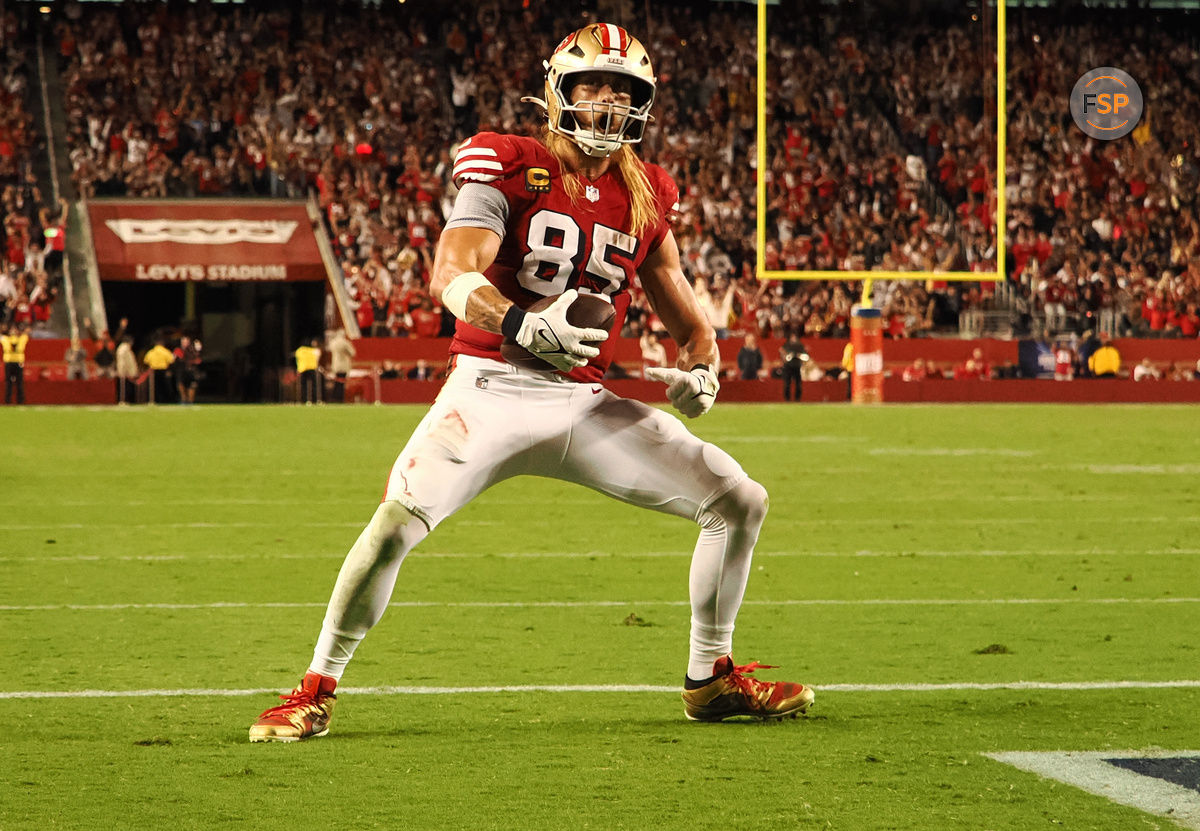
[[378, 360, 401, 380], [143, 336, 176, 403], [409, 296, 442, 339], [115, 336, 139, 403], [841, 341, 854, 399], [970, 348, 992, 380], [2, 321, 28, 404], [695, 277, 735, 340], [801, 356, 826, 383], [65, 336, 88, 380], [736, 333, 764, 381], [41, 200, 67, 278], [407, 359, 434, 381], [1172, 303, 1200, 339], [1076, 330, 1101, 378], [639, 330, 668, 378], [901, 358, 928, 382], [1053, 341, 1075, 381], [1133, 358, 1161, 382], [0, 266, 16, 324], [953, 358, 985, 381], [327, 328, 356, 403], [295, 338, 321, 405], [779, 329, 807, 401], [1088, 336, 1121, 378], [1167, 361, 1191, 382], [173, 335, 202, 404], [93, 336, 115, 379]]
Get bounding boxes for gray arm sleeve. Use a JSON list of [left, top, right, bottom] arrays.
[[444, 182, 509, 237]]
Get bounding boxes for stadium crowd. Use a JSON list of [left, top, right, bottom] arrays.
[[1003, 16, 1200, 339], [1, 16, 66, 334], [48, 1, 1200, 344]]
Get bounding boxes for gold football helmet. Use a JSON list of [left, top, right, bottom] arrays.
[[526, 23, 656, 158]]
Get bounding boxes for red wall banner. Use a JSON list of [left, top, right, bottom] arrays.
[[87, 199, 326, 282]]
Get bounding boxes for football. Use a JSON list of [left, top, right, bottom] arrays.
[[499, 292, 617, 371]]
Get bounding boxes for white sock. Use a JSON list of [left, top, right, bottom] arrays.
[[308, 501, 429, 680], [686, 479, 768, 681], [309, 623, 363, 681], [687, 621, 733, 681]]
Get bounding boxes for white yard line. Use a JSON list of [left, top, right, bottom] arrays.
[[0, 522, 365, 531], [4, 679, 1200, 701], [780, 548, 1200, 558], [1, 597, 1198, 612], [4, 517, 1200, 532], [868, 447, 1036, 457], [1086, 464, 1200, 475], [48, 492, 1167, 507], [3, 547, 1200, 564]]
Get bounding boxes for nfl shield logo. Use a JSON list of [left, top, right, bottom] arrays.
[[585, 185, 600, 203]]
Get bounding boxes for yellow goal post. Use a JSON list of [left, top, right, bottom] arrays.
[[754, 0, 1007, 301]]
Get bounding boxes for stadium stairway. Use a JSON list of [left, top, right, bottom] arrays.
[[33, 24, 107, 342]]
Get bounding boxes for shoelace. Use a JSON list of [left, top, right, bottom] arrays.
[[727, 661, 780, 696], [259, 687, 324, 718]]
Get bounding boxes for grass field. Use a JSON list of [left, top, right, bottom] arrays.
[[2, 402, 1199, 830]]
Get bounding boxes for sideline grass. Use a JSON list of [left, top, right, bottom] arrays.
[[2, 403, 1199, 829]]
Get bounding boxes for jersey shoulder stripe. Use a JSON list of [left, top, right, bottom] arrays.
[[453, 132, 545, 189]]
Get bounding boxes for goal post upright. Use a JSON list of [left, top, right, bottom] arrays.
[[996, 0, 1007, 282], [755, 0, 768, 282], [754, 0, 1006, 295]]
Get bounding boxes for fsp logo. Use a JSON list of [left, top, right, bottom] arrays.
[[1070, 67, 1143, 140]]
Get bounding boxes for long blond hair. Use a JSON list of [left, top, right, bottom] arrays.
[[544, 132, 660, 237]]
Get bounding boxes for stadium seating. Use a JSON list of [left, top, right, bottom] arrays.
[[0, 0, 1190, 411], [1, 28, 63, 332]]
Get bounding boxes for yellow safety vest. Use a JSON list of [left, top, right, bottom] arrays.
[[143, 345, 176, 370], [295, 346, 320, 373], [1089, 346, 1121, 376], [1, 333, 29, 365]]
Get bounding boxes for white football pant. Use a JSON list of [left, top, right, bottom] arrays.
[[311, 355, 768, 682]]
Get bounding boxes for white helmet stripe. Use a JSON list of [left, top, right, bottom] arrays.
[[601, 23, 625, 54]]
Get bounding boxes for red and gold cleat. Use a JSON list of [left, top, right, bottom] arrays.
[[249, 671, 337, 742], [681, 657, 814, 722]]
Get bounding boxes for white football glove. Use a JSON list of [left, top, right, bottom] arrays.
[[512, 289, 610, 373], [645, 364, 720, 418]]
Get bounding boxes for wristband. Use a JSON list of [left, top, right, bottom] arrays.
[[440, 271, 491, 320], [501, 305, 526, 341], [690, 364, 712, 375]]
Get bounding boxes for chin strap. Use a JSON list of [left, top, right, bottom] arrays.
[[520, 95, 548, 111]]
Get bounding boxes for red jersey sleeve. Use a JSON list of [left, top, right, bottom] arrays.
[[642, 163, 680, 256], [452, 132, 525, 190]]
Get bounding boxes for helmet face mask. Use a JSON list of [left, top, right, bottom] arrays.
[[538, 24, 656, 158]]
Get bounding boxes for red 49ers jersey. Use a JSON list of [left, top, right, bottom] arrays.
[[449, 131, 678, 383]]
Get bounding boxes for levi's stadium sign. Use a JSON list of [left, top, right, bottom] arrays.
[[87, 200, 326, 282]]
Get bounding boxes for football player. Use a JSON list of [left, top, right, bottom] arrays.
[[249, 22, 813, 742]]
